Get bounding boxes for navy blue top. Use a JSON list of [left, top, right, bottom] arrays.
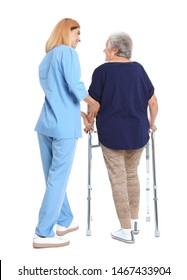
[[88, 62, 154, 150]]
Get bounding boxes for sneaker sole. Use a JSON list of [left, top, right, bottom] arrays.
[[111, 234, 135, 244], [56, 226, 79, 236], [33, 240, 70, 249]]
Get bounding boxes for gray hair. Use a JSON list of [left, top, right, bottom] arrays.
[[107, 32, 133, 59]]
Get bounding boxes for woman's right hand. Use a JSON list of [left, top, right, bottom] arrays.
[[150, 124, 157, 132]]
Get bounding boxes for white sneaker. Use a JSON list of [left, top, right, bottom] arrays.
[[56, 222, 79, 236], [33, 234, 70, 248], [111, 229, 135, 244], [131, 219, 140, 234]]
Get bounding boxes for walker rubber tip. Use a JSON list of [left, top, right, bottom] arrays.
[[86, 229, 92, 236], [146, 216, 151, 222], [155, 230, 160, 237]]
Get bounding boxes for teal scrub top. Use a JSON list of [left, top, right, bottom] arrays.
[[35, 45, 88, 139]]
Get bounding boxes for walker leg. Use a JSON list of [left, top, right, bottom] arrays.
[[86, 131, 100, 236], [86, 132, 92, 236], [151, 131, 160, 237], [146, 141, 151, 222]]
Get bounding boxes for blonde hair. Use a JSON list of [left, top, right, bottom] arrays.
[[45, 18, 80, 52]]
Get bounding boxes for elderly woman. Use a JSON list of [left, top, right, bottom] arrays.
[[88, 32, 158, 243]]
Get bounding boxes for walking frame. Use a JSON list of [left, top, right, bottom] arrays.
[[86, 130, 160, 237]]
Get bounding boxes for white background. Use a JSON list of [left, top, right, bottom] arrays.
[[0, 0, 186, 279]]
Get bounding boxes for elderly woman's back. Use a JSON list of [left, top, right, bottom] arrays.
[[89, 60, 154, 150], [88, 32, 158, 244]]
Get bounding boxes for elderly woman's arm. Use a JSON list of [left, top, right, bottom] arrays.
[[148, 94, 158, 131]]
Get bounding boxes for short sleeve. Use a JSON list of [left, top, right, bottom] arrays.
[[142, 67, 154, 100], [62, 48, 88, 101], [88, 67, 105, 102]]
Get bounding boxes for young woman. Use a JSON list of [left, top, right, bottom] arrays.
[[33, 18, 99, 248]]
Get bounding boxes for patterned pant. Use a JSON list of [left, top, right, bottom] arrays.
[[101, 144, 144, 229]]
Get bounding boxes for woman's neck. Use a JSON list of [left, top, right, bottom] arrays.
[[109, 56, 131, 63]]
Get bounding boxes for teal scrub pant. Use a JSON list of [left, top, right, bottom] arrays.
[[35, 133, 78, 237]]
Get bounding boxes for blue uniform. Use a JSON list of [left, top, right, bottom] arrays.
[[35, 45, 87, 237], [88, 62, 154, 150], [35, 45, 87, 138]]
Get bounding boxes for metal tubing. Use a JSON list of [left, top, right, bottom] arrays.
[[146, 141, 151, 222], [86, 130, 160, 237], [151, 131, 160, 237], [86, 132, 92, 236]]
